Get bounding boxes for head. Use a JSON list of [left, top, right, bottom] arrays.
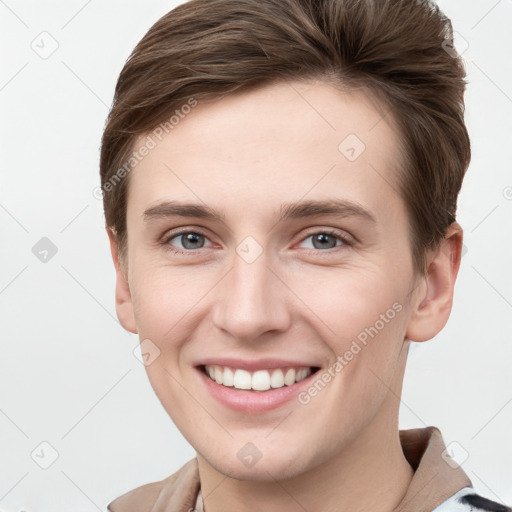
[[100, 0, 469, 480]]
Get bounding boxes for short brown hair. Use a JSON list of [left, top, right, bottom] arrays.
[[100, 0, 470, 274]]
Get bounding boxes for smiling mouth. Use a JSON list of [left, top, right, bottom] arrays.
[[200, 364, 321, 392]]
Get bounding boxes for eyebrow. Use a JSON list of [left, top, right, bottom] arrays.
[[278, 199, 376, 224], [143, 199, 376, 224], [144, 201, 225, 222]]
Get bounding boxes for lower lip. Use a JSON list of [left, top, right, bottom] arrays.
[[196, 367, 318, 413]]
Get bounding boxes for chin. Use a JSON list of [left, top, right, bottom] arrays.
[[198, 440, 319, 482]]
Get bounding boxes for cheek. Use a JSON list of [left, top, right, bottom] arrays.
[[130, 265, 208, 339], [290, 273, 408, 434], [292, 269, 409, 399], [292, 268, 406, 343]]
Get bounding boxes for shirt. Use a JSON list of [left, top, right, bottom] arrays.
[[107, 426, 511, 512]]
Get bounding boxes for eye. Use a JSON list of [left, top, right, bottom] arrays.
[[296, 229, 352, 251], [163, 230, 213, 254], [161, 228, 353, 256]]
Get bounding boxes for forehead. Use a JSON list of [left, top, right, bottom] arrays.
[[127, 79, 406, 228]]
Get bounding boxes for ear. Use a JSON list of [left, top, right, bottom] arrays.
[[107, 227, 137, 334], [405, 222, 463, 342]]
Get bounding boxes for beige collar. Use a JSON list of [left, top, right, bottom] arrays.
[[394, 426, 472, 511]]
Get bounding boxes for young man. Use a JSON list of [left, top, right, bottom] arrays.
[[100, 0, 511, 510]]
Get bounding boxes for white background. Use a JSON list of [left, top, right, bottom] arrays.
[[1, 1, 511, 510]]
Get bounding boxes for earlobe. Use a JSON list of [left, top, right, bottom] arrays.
[[107, 227, 138, 334], [405, 222, 463, 342]]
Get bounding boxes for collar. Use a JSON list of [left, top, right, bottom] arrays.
[[108, 426, 473, 512], [394, 426, 472, 511]]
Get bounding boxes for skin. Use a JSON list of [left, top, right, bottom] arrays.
[[108, 79, 463, 512]]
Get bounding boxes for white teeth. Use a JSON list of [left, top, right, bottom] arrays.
[[252, 370, 271, 391], [223, 366, 234, 387], [284, 368, 296, 386], [270, 369, 284, 388], [296, 368, 309, 382], [233, 369, 252, 389], [204, 365, 313, 391]]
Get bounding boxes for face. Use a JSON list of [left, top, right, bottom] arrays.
[[116, 79, 427, 480]]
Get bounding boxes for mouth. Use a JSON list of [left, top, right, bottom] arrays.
[[199, 364, 321, 392], [194, 358, 323, 412]]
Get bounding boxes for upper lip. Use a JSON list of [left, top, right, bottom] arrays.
[[196, 357, 321, 372]]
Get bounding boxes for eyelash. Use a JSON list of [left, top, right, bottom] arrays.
[[160, 228, 353, 256]]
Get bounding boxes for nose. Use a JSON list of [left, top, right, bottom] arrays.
[[211, 247, 292, 342]]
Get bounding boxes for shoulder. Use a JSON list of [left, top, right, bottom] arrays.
[[107, 458, 200, 512], [434, 487, 512, 512]]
